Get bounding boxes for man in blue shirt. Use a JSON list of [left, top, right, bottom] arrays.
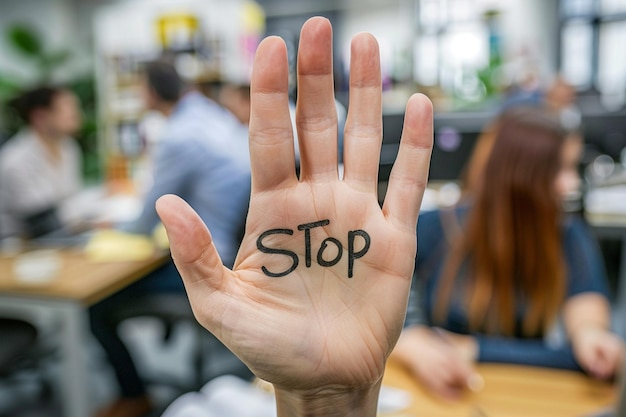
[[91, 61, 251, 417], [130, 61, 251, 267]]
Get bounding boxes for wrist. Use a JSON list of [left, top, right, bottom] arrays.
[[433, 328, 478, 362], [458, 335, 478, 362], [274, 379, 382, 417]]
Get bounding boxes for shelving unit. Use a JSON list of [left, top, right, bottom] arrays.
[[93, 0, 264, 191]]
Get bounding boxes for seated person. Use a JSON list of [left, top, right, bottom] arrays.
[[391, 108, 624, 399], [90, 61, 251, 417], [0, 86, 85, 239]]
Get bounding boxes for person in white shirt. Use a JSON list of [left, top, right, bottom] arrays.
[[0, 87, 83, 239]]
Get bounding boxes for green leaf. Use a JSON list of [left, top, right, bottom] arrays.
[[7, 24, 43, 57]]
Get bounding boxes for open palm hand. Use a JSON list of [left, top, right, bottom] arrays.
[[156, 16, 432, 400]]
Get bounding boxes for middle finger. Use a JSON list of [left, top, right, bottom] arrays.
[[295, 17, 339, 182]]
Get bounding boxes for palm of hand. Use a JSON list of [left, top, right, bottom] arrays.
[[212, 182, 415, 389]]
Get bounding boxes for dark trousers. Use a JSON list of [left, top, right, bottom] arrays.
[[89, 260, 185, 398]]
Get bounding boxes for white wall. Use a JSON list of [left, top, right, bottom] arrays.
[[337, 1, 415, 81]]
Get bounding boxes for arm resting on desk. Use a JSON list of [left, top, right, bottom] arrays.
[[476, 335, 581, 371]]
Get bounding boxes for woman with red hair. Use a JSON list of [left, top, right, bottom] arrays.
[[392, 107, 624, 399]]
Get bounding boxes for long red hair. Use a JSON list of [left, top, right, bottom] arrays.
[[435, 108, 567, 337]]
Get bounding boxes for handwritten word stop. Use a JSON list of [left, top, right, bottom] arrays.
[[256, 219, 371, 278]]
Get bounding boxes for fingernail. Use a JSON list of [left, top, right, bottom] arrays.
[[468, 374, 484, 392]]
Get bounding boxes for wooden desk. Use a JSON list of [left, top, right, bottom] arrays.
[[0, 250, 169, 417], [0, 249, 168, 305], [382, 359, 616, 417]]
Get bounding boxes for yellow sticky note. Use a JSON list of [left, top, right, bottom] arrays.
[[85, 230, 155, 262]]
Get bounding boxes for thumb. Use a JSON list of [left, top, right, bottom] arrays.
[[156, 194, 227, 291]]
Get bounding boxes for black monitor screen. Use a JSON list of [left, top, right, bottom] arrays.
[[379, 111, 493, 183], [581, 111, 626, 161]]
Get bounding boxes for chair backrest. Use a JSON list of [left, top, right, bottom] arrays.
[[0, 318, 37, 374]]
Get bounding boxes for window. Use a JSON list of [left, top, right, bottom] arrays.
[[415, 0, 490, 103], [598, 21, 626, 106], [561, 20, 594, 88], [559, 0, 626, 100]]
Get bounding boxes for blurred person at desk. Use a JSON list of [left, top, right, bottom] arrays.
[[120, 61, 251, 247], [90, 61, 251, 417], [391, 108, 624, 400], [0, 86, 90, 240]]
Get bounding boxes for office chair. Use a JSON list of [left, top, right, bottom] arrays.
[[0, 317, 52, 414], [0, 317, 62, 417], [0, 318, 37, 375], [111, 293, 208, 392]]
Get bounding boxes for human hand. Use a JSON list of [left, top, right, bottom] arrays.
[[392, 326, 480, 400], [156, 17, 432, 417], [573, 327, 624, 380], [434, 327, 479, 363]]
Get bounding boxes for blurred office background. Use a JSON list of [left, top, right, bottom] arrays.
[[1, 0, 625, 202], [1, 0, 626, 415]]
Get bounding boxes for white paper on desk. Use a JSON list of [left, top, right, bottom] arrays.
[[161, 375, 276, 417]]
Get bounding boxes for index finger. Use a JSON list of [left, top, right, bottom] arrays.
[[249, 36, 297, 193]]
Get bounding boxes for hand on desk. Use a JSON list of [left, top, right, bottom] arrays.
[[566, 293, 624, 380], [573, 327, 624, 380], [156, 17, 433, 417], [392, 325, 480, 400]]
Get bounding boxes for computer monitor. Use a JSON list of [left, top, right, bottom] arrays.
[[379, 111, 494, 184], [581, 111, 626, 162]]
